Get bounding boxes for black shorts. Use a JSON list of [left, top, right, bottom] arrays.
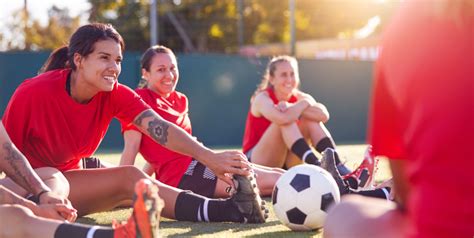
[[82, 157, 102, 169], [178, 159, 217, 197]]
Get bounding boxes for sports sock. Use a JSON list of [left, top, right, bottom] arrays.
[[54, 224, 113, 238], [290, 138, 320, 166], [350, 187, 391, 200], [175, 191, 243, 222], [315, 137, 342, 164]]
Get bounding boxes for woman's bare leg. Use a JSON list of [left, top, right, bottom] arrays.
[[0, 204, 60, 238], [63, 166, 182, 218], [299, 119, 333, 147], [251, 122, 306, 168], [213, 164, 284, 198], [0, 167, 69, 198], [323, 195, 408, 238]]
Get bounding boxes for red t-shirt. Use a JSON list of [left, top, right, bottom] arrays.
[[122, 89, 193, 187], [2, 69, 149, 172], [369, 2, 474, 237], [242, 88, 298, 154]]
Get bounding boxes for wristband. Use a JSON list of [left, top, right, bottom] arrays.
[[36, 190, 50, 199]]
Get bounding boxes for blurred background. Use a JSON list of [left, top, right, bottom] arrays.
[[0, 0, 401, 150]]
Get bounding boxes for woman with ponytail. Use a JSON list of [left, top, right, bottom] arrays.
[[2, 23, 267, 226]]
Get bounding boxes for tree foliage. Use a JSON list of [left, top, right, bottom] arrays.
[[1, 0, 399, 52], [1, 6, 81, 51]]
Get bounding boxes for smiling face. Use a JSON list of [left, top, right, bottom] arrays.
[[142, 53, 179, 98], [74, 39, 123, 93], [270, 60, 300, 99]]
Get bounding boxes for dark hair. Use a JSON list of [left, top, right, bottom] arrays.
[[39, 23, 125, 73], [137, 45, 176, 89], [140, 45, 175, 71]]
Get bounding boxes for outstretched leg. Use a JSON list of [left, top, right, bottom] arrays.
[[63, 166, 267, 223], [0, 179, 163, 238]]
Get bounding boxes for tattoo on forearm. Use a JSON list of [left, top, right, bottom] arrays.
[[134, 110, 154, 126], [2, 143, 36, 194], [134, 110, 169, 145], [147, 119, 169, 145]]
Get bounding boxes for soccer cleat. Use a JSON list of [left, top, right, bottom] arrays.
[[321, 148, 349, 195], [342, 145, 378, 190], [336, 163, 352, 176], [114, 179, 164, 238], [230, 172, 268, 223]]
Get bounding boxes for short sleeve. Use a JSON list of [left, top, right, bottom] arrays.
[[112, 84, 150, 129]]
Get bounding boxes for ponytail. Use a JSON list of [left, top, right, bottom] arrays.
[[38, 46, 70, 74]]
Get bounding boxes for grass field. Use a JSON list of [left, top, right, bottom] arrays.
[[78, 144, 392, 237]]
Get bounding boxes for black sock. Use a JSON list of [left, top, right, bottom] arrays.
[[350, 187, 391, 200], [291, 138, 320, 166], [54, 224, 113, 238], [175, 191, 243, 222], [315, 137, 342, 164]]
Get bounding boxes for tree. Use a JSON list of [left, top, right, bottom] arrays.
[[1, 6, 81, 51]]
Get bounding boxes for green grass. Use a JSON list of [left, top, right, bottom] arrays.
[[78, 144, 391, 237]]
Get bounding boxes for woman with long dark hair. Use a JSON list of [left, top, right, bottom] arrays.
[[2, 23, 267, 224]]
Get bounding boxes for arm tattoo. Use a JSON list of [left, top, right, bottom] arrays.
[[134, 110, 154, 126], [1, 143, 36, 194], [147, 119, 169, 145], [134, 110, 169, 145]]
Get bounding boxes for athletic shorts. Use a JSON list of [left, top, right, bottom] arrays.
[[244, 147, 254, 162], [82, 157, 102, 169], [177, 159, 217, 197]]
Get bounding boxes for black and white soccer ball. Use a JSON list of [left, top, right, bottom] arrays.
[[272, 164, 340, 231]]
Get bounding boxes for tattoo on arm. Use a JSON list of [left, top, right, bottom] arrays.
[[1, 143, 37, 194], [134, 110, 169, 145]]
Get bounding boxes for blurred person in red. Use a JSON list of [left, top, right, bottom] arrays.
[[323, 0, 473, 237]]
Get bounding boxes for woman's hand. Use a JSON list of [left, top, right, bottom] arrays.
[[202, 150, 252, 187], [38, 191, 77, 222], [275, 101, 291, 112], [31, 203, 77, 222]]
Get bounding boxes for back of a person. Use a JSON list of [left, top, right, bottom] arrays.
[[379, 1, 473, 237]]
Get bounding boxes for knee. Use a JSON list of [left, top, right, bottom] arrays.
[[3, 204, 35, 219], [35, 167, 63, 180], [0, 205, 36, 238], [323, 196, 367, 237], [119, 166, 148, 193]]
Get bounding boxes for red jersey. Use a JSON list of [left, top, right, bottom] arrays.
[[242, 88, 298, 154], [122, 89, 192, 187], [2, 69, 149, 172], [369, 2, 474, 237]]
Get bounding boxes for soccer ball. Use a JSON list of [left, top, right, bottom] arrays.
[[272, 164, 340, 231]]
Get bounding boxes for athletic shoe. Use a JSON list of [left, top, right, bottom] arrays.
[[230, 172, 268, 223], [336, 163, 352, 176], [114, 179, 163, 238], [321, 148, 349, 195], [342, 145, 378, 190]]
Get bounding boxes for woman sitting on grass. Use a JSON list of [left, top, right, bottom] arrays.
[[2, 23, 267, 224], [242, 55, 392, 198], [120, 45, 283, 198], [0, 122, 162, 238]]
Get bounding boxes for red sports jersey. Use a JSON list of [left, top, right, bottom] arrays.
[[369, 2, 474, 237], [2, 69, 149, 172], [242, 88, 298, 154], [122, 89, 192, 187]]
